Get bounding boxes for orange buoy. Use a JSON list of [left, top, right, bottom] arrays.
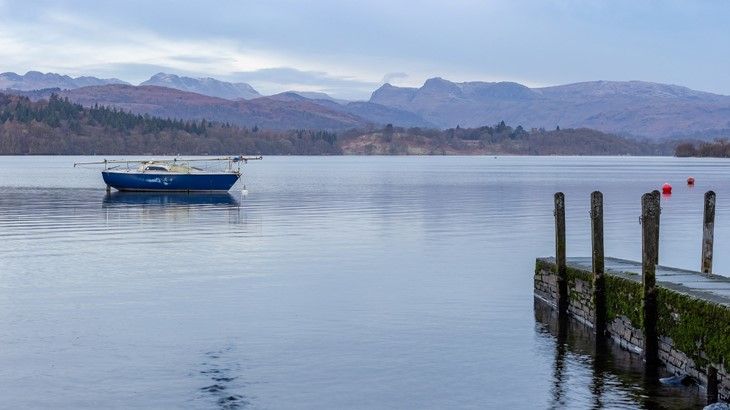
[[687, 177, 695, 185], [662, 182, 672, 194]]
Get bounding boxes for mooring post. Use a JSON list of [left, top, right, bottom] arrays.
[[591, 191, 606, 337], [701, 191, 716, 274], [707, 365, 718, 404], [554, 192, 568, 315], [641, 192, 660, 368], [651, 190, 660, 264]]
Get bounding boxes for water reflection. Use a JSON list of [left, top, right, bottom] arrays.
[[590, 342, 607, 410], [102, 191, 240, 207], [535, 299, 705, 409], [99, 191, 246, 227], [549, 310, 568, 410]]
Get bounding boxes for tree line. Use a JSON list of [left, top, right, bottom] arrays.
[[339, 122, 673, 155], [0, 93, 340, 155], [675, 140, 730, 157], [0, 92, 675, 156]]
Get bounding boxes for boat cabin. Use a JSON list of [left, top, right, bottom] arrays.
[[138, 162, 172, 172], [137, 162, 203, 173], [143, 164, 170, 172]]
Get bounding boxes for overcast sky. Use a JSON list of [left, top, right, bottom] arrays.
[[0, 0, 728, 99]]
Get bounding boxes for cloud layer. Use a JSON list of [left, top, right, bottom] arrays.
[[1, 0, 729, 98]]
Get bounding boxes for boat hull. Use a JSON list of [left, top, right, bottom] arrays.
[[102, 171, 240, 192]]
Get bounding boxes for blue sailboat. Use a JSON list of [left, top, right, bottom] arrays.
[[75, 156, 262, 192]]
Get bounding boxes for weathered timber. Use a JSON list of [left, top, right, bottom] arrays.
[[641, 192, 660, 368], [652, 189, 660, 264], [590, 191, 606, 337], [702, 191, 716, 274], [554, 192, 567, 315]]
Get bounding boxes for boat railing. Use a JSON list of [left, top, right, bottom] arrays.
[[74, 155, 263, 170]]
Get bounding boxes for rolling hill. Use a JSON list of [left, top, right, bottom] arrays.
[[0, 91, 672, 156], [11, 84, 433, 130], [267, 92, 434, 128], [56, 84, 367, 130]]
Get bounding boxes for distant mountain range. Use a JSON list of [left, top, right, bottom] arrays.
[[370, 78, 730, 138], [0, 71, 434, 129], [2, 70, 730, 137], [0, 71, 128, 90]]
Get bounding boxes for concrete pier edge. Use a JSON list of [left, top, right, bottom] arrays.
[[535, 256, 730, 402]]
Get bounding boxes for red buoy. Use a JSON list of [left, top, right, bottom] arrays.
[[687, 177, 695, 185], [662, 182, 672, 194]]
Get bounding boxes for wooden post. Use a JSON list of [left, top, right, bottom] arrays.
[[554, 192, 568, 315], [591, 191, 606, 337], [702, 191, 716, 274], [707, 365, 718, 405], [641, 192, 660, 368], [651, 190, 660, 264]]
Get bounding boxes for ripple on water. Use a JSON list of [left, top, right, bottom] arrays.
[[197, 347, 251, 409]]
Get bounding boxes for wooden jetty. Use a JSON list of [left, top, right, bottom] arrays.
[[536, 190, 730, 405]]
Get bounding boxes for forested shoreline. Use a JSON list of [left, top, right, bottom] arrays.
[[675, 140, 730, 158], [0, 92, 674, 156], [0, 93, 341, 155]]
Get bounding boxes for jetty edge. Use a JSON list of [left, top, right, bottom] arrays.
[[535, 190, 730, 405]]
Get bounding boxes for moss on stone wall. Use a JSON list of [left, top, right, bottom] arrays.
[[566, 265, 593, 283], [535, 258, 554, 275], [567, 267, 588, 303], [656, 287, 730, 367], [604, 274, 643, 327], [535, 258, 592, 284]]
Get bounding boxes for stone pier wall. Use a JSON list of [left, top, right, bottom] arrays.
[[534, 258, 730, 401]]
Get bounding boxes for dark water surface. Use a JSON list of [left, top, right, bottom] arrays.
[[1, 156, 729, 409]]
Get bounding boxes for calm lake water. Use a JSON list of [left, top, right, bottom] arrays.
[[1, 155, 729, 409]]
